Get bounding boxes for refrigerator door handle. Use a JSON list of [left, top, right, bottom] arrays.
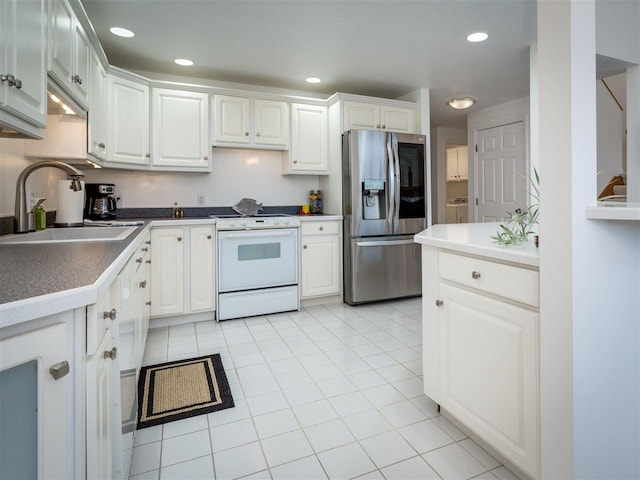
[[356, 239, 416, 247], [391, 134, 401, 233], [386, 135, 396, 229]]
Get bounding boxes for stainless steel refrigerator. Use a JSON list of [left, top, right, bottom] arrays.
[[342, 129, 426, 305]]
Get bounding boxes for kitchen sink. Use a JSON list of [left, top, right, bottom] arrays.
[[0, 226, 138, 245]]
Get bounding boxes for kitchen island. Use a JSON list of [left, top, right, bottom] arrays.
[[415, 222, 539, 479]]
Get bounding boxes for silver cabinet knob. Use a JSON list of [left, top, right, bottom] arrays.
[[14, 78, 22, 89], [145, 240, 151, 245], [103, 308, 117, 321], [98, 142, 106, 149], [319, 226, 324, 231], [103, 347, 117, 360], [145, 301, 151, 306], [141, 247, 149, 252], [145, 153, 151, 158], [256, 132, 261, 137], [177, 236, 182, 242], [145, 259, 151, 264], [381, 124, 386, 129], [204, 155, 209, 160], [49, 361, 70, 380], [435, 299, 444, 307], [471, 271, 481, 280], [136, 257, 143, 264], [293, 160, 298, 164], [207, 235, 212, 239], [244, 132, 249, 136], [303, 245, 307, 249], [139, 280, 147, 288]]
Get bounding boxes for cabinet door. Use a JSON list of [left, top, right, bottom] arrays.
[[0, 0, 47, 127], [286, 103, 328, 173], [380, 105, 416, 133], [0, 319, 70, 479], [254, 99, 288, 146], [150, 228, 184, 316], [214, 94, 250, 144], [343, 101, 379, 130], [86, 331, 114, 480], [151, 88, 210, 169], [190, 226, 215, 312], [446, 147, 458, 181], [445, 205, 457, 224], [72, 19, 90, 108], [88, 52, 107, 161], [107, 75, 150, 166], [439, 284, 538, 478], [301, 234, 340, 298], [48, 0, 74, 92], [457, 146, 468, 180]]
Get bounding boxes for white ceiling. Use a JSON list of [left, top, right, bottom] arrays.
[[80, 0, 538, 129]]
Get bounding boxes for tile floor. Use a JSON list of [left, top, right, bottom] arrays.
[[128, 298, 522, 480]]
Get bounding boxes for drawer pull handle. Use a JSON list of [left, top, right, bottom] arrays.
[[435, 299, 444, 307], [471, 271, 481, 279], [103, 347, 117, 360], [103, 308, 117, 321], [49, 361, 70, 380]]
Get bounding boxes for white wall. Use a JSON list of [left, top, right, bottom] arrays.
[[0, 141, 321, 215], [537, 2, 640, 478]]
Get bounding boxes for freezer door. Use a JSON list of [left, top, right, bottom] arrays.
[[343, 130, 393, 238], [344, 235, 421, 305]]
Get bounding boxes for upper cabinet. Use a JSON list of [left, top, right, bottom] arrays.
[[88, 51, 107, 162], [446, 146, 468, 181], [214, 94, 289, 149], [0, 0, 48, 137], [344, 100, 417, 133], [151, 88, 211, 171], [106, 74, 150, 167], [48, 0, 90, 109], [282, 103, 328, 175]]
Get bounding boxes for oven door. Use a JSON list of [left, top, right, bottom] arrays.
[[217, 228, 299, 292]]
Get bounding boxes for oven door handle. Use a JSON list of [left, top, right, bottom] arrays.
[[219, 230, 297, 239]]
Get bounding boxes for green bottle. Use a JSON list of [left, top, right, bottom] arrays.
[[35, 204, 46, 230]]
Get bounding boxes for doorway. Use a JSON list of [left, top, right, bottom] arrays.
[[475, 121, 526, 222], [445, 143, 469, 223]]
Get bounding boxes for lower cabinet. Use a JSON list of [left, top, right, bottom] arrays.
[[425, 247, 540, 479], [300, 220, 341, 299], [0, 313, 76, 479], [151, 225, 215, 318]]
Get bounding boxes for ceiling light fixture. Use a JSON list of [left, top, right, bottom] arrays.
[[467, 32, 488, 43], [305, 77, 321, 84], [109, 27, 135, 38], [174, 58, 194, 66], [447, 97, 476, 110]]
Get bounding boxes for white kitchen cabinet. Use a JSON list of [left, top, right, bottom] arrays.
[[300, 220, 341, 298], [48, 0, 90, 108], [0, 313, 75, 479], [106, 74, 150, 166], [446, 146, 468, 181], [344, 100, 417, 133], [426, 248, 539, 479], [0, 0, 47, 135], [88, 50, 107, 162], [190, 226, 215, 312], [151, 225, 215, 318], [282, 103, 328, 174], [214, 94, 289, 148], [150, 227, 184, 317], [446, 204, 468, 224], [151, 88, 211, 171]]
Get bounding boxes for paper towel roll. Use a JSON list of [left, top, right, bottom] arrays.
[[56, 180, 85, 226]]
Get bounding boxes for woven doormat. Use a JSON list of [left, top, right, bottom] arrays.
[[137, 354, 234, 429]]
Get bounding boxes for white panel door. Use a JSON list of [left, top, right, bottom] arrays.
[[107, 75, 150, 166], [439, 283, 538, 478], [214, 94, 250, 144], [475, 122, 526, 222], [150, 228, 185, 316], [254, 99, 288, 146], [151, 88, 210, 169], [48, 0, 74, 92], [190, 226, 215, 312], [0, 0, 47, 127]]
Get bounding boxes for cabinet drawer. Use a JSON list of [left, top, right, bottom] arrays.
[[439, 251, 539, 307], [301, 221, 339, 236]]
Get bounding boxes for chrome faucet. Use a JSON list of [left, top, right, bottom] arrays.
[[14, 160, 85, 233]]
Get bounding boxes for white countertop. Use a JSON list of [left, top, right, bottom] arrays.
[[414, 222, 539, 267]]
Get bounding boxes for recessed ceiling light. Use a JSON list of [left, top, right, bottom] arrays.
[[109, 27, 135, 38], [305, 77, 321, 84], [447, 97, 476, 110], [174, 58, 194, 66], [467, 32, 488, 43]]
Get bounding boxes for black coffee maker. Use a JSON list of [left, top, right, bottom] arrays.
[[84, 183, 117, 220]]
